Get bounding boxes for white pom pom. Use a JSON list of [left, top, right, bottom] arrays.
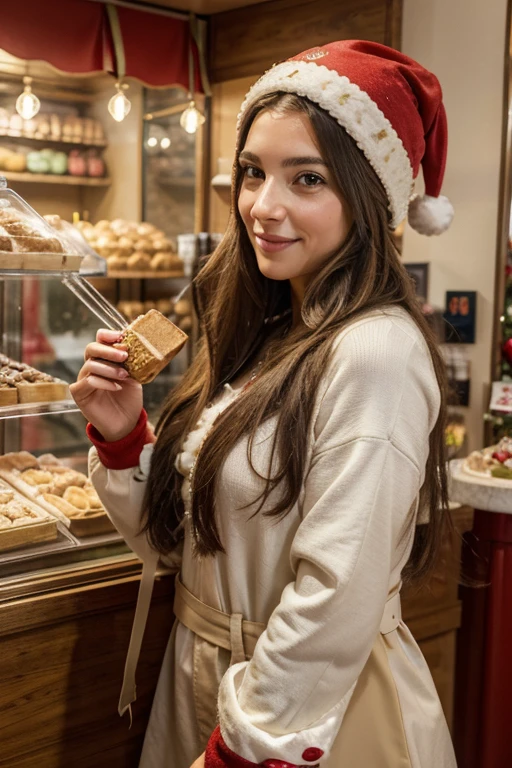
[[408, 194, 454, 236]]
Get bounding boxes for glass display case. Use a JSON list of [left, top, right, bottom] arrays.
[[142, 86, 199, 242], [0, 179, 190, 578]]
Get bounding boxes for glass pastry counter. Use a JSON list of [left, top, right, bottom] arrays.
[[0, 179, 189, 581]]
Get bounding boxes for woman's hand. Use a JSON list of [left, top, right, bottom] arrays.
[[190, 752, 205, 768], [69, 329, 143, 442]]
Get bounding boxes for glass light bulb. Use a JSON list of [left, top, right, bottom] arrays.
[[108, 84, 131, 122], [160, 136, 171, 149], [180, 102, 205, 135], [15, 81, 40, 121], [147, 136, 158, 148]]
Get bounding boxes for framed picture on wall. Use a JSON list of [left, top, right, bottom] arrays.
[[404, 262, 429, 300], [443, 290, 477, 344]]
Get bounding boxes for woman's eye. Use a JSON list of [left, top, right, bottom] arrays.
[[298, 172, 325, 187], [242, 165, 264, 180]]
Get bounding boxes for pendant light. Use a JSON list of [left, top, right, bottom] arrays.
[[106, 4, 130, 122], [179, 14, 207, 135], [179, 100, 205, 134], [15, 76, 40, 120], [108, 81, 131, 122]]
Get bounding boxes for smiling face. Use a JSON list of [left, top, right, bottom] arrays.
[[237, 110, 352, 289]]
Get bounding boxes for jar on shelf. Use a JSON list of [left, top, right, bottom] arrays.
[[86, 150, 105, 178], [68, 149, 87, 177]]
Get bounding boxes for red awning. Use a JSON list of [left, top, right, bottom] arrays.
[[1, 0, 201, 90]]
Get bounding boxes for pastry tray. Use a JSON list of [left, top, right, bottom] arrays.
[[0, 468, 116, 538], [0, 252, 83, 273], [0, 478, 58, 552]]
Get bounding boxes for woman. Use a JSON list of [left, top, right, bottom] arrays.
[[71, 40, 457, 768]]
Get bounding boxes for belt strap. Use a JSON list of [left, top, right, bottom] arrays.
[[380, 590, 402, 634], [118, 552, 159, 721], [173, 575, 265, 662], [174, 577, 402, 658]]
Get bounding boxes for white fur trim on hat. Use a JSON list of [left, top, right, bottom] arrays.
[[408, 194, 454, 236], [237, 59, 413, 229]]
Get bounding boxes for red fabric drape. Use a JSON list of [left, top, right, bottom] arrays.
[[2, 1, 201, 91], [3, 1, 105, 74]]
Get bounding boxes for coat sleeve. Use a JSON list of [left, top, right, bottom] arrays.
[[88, 417, 182, 569], [206, 315, 441, 767]]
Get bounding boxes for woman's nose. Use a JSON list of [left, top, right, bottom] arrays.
[[250, 179, 286, 221]]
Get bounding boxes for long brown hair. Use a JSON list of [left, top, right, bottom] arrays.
[[143, 92, 449, 583]]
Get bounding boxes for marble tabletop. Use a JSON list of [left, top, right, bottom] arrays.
[[450, 459, 512, 515]]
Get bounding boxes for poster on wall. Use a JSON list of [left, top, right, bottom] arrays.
[[443, 290, 477, 344], [489, 381, 512, 413]]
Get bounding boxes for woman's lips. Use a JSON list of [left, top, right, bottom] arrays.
[[255, 234, 300, 253]]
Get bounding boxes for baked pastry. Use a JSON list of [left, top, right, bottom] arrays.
[[43, 493, 82, 518], [83, 485, 103, 510], [156, 298, 173, 316], [63, 486, 90, 510], [151, 237, 174, 252], [20, 469, 54, 486], [463, 437, 512, 481], [107, 254, 128, 271], [150, 252, 183, 271], [0, 451, 38, 471], [0, 235, 13, 252], [16, 380, 68, 403], [127, 251, 152, 271], [0, 382, 17, 405], [0, 356, 69, 405], [116, 309, 188, 384], [174, 298, 191, 316], [10, 235, 64, 254], [137, 222, 157, 237], [2, 221, 41, 237], [134, 238, 155, 255], [37, 453, 60, 466]]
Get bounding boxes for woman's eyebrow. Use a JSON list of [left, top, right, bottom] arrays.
[[239, 150, 328, 167]]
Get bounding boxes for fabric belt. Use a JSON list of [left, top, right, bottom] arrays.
[[174, 575, 266, 664], [118, 569, 402, 720], [173, 576, 402, 664]]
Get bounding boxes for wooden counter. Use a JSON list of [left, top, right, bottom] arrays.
[[0, 507, 470, 767], [0, 558, 175, 768]]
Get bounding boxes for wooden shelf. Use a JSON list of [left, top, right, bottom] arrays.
[[157, 176, 195, 188], [2, 171, 111, 187], [0, 133, 107, 149], [105, 270, 185, 279]]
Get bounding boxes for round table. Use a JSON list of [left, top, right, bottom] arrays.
[[450, 460, 512, 768]]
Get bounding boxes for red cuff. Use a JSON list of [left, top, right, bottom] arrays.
[[205, 727, 325, 768], [205, 727, 259, 768], [86, 409, 155, 470]]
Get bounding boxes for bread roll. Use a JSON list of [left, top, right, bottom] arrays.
[[127, 252, 151, 271], [137, 222, 157, 237], [63, 486, 90, 510], [174, 298, 191, 316], [107, 255, 128, 271]]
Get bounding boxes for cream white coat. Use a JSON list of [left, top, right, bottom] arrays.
[[89, 308, 457, 768]]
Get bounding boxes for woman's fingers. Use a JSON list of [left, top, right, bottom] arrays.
[[85, 341, 128, 364], [96, 328, 125, 344], [77, 358, 129, 382], [70, 375, 122, 398]]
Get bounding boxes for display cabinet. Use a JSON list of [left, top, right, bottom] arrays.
[[0, 179, 189, 576], [0, 179, 181, 767]]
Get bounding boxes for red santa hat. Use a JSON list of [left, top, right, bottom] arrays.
[[237, 40, 454, 236]]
